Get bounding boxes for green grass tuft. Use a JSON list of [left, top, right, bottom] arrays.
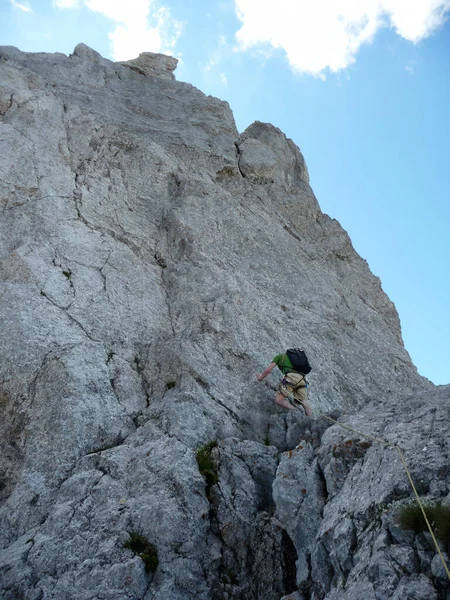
[[166, 381, 176, 389], [124, 532, 158, 574], [196, 441, 218, 487], [397, 502, 450, 548]]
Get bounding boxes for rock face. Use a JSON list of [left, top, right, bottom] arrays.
[[0, 45, 447, 600]]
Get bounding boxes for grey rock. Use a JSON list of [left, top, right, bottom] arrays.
[[72, 42, 110, 64], [431, 552, 450, 585], [237, 121, 310, 187], [272, 387, 450, 600], [273, 442, 325, 587], [0, 43, 446, 600], [281, 593, 306, 600], [391, 575, 439, 600], [324, 580, 378, 600], [119, 52, 179, 79], [209, 439, 288, 599]]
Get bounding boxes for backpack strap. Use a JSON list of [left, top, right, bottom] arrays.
[[291, 374, 307, 389], [281, 353, 291, 374]]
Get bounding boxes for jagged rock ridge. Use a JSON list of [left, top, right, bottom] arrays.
[[0, 44, 448, 600]]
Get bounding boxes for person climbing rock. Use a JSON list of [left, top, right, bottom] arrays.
[[257, 350, 313, 416]]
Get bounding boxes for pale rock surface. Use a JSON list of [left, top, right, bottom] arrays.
[[0, 45, 447, 600], [119, 51, 178, 79]]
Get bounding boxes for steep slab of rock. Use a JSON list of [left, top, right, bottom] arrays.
[[0, 45, 439, 599]]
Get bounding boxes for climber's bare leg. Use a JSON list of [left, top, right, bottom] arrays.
[[275, 392, 297, 410]]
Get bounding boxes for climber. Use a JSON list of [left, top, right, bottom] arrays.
[[256, 350, 313, 416]]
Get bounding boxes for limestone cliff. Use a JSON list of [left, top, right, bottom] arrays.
[[0, 44, 448, 600]]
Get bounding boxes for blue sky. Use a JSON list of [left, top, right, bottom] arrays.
[[2, 0, 450, 385]]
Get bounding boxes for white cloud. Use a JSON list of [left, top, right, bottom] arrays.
[[234, 0, 450, 76], [220, 72, 228, 86], [10, 0, 33, 12], [53, 0, 182, 60]]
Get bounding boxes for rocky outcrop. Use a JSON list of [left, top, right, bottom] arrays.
[[0, 45, 446, 600], [119, 51, 179, 79], [274, 388, 449, 599]]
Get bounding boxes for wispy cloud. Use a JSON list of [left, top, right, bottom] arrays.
[[53, 0, 182, 60], [53, 0, 79, 7], [405, 60, 417, 74], [234, 0, 450, 77], [10, 0, 33, 12], [204, 34, 230, 84]]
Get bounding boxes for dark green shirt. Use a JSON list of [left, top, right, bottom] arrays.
[[272, 353, 294, 375]]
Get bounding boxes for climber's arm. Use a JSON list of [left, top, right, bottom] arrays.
[[256, 362, 276, 381]]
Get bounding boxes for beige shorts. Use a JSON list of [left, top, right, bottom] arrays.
[[279, 372, 308, 403]]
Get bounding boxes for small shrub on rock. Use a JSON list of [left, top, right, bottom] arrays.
[[124, 532, 158, 574]]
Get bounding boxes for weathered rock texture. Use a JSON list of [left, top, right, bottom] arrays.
[[0, 44, 448, 600], [119, 52, 178, 79]]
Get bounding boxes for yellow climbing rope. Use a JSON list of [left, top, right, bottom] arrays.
[[314, 409, 450, 581]]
